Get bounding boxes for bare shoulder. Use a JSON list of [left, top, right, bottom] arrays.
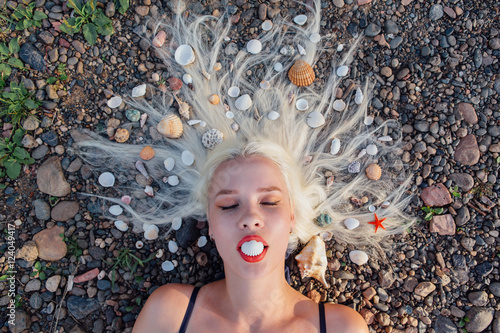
[[132, 283, 195, 333], [324, 303, 369, 333]]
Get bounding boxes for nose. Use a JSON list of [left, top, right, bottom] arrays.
[[238, 204, 264, 230]]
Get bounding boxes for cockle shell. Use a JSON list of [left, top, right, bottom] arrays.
[[355, 87, 364, 105], [152, 30, 167, 47], [366, 163, 382, 180], [98, 172, 115, 187], [295, 235, 329, 288], [247, 39, 262, 54], [235, 94, 252, 111], [267, 111, 280, 120], [309, 33, 321, 43], [167, 77, 183, 91], [330, 138, 341, 155], [262, 20, 273, 31], [288, 60, 315, 87], [175, 44, 195, 66], [209, 94, 220, 105], [114, 220, 128, 232], [140, 146, 155, 160], [349, 250, 369, 265], [293, 14, 307, 26], [181, 150, 195, 166], [306, 111, 325, 128], [164, 157, 175, 171], [336, 65, 349, 77], [144, 224, 159, 240], [228, 86, 240, 97], [213, 62, 222, 71], [109, 205, 123, 216], [107, 96, 122, 108], [121, 195, 131, 205], [333, 99, 346, 111], [344, 217, 360, 230], [295, 98, 309, 111], [114, 128, 129, 143], [366, 144, 378, 156], [369, 205, 376, 212], [135, 160, 149, 178], [168, 240, 178, 253], [202, 128, 224, 149], [132, 84, 147, 97], [157, 114, 183, 138]]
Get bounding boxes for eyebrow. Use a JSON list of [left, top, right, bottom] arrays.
[[215, 186, 282, 197]]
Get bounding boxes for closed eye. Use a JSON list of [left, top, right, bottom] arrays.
[[219, 204, 239, 210], [262, 201, 280, 206]]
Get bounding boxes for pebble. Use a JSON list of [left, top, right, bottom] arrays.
[[25, 279, 41, 292], [454, 135, 480, 166], [430, 214, 456, 236], [429, 4, 444, 21], [19, 43, 46, 72], [365, 23, 381, 37], [468, 291, 488, 306], [29, 292, 43, 309], [465, 307, 494, 333], [33, 199, 51, 221], [67, 296, 101, 320], [45, 275, 61, 293], [33, 225, 67, 261], [420, 183, 452, 207], [414, 282, 436, 297], [51, 201, 79, 221]]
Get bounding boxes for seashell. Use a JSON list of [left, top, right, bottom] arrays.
[[366, 144, 378, 156], [344, 217, 360, 230], [358, 149, 367, 158], [140, 146, 155, 160], [295, 98, 309, 111], [187, 119, 201, 126], [309, 33, 321, 43], [132, 84, 147, 97], [107, 96, 122, 109], [175, 44, 195, 66], [167, 175, 180, 186], [171, 217, 182, 230], [349, 250, 369, 265], [326, 175, 334, 187], [126, 109, 141, 122], [297, 44, 306, 55], [262, 20, 273, 31], [369, 205, 376, 212], [164, 157, 175, 171], [161, 260, 175, 272], [197, 236, 208, 247], [319, 230, 333, 242], [288, 60, 315, 87], [201, 70, 211, 80], [378, 136, 393, 142], [366, 163, 382, 180], [267, 111, 280, 120], [167, 77, 183, 91], [114, 220, 128, 232], [348, 161, 361, 173], [231, 122, 239, 131], [226, 111, 234, 119], [355, 87, 364, 105], [209, 94, 220, 105], [182, 74, 193, 85], [144, 185, 154, 197], [306, 111, 325, 128], [228, 86, 240, 98], [247, 39, 262, 54], [330, 138, 341, 155], [152, 30, 167, 47], [235, 94, 253, 111], [135, 160, 149, 179], [144, 224, 159, 240], [280, 45, 296, 56], [109, 205, 123, 216], [336, 65, 349, 77], [135, 240, 143, 249], [140, 113, 148, 127], [200, 121, 207, 127], [171, 95, 190, 120], [97, 270, 105, 280], [333, 99, 346, 111], [98, 172, 115, 187], [168, 240, 178, 253], [152, 73, 160, 82], [314, 213, 333, 227], [274, 62, 283, 72], [181, 150, 195, 166], [202, 128, 224, 149], [114, 128, 129, 143], [157, 114, 183, 138], [213, 62, 222, 71], [382, 201, 390, 209], [121, 195, 131, 205], [337, 44, 344, 52], [293, 14, 307, 26], [156, 249, 164, 258], [295, 235, 329, 288], [364, 116, 374, 126], [260, 80, 271, 90]]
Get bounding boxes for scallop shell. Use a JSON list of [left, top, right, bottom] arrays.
[[355, 87, 364, 105], [333, 99, 346, 111], [366, 163, 382, 180], [295, 98, 309, 111], [157, 114, 183, 138], [140, 146, 155, 160], [98, 172, 115, 187], [288, 60, 315, 87], [209, 94, 220, 105], [235, 94, 252, 111], [114, 220, 128, 232], [309, 33, 321, 43], [262, 20, 273, 31], [297, 44, 306, 55], [247, 39, 262, 54], [336, 65, 349, 77], [107, 96, 122, 109], [167, 77, 183, 91], [161, 260, 175, 271], [202, 128, 224, 149], [260, 80, 270, 90], [114, 128, 129, 143], [167, 175, 180, 186], [330, 138, 341, 155], [132, 84, 147, 97], [175, 44, 195, 66], [181, 150, 195, 166], [144, 224, 159, 240], [121, 195, 131, 205], [267, 111, 280, 120], [295, 235, 329, 288], [125, 109, 141, 122], [171, 217, 182, 230], [366, 144, 378, 156], [109, 205, 123, 216], [182, 74, 193, 84], [164, 157, 175, 171], [168, 240, 178, 253], [228, 86, 240, 98], [349, 250, 369, 265], [274, 62, 283, 72], [152, 30, 167, 47], [293, 14, 307, 26], [306, 111, 325, 128], [348, 161, 361, 173], [344, 217, 360, 230]]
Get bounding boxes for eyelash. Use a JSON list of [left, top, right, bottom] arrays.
[[219, 201, 281, 210]]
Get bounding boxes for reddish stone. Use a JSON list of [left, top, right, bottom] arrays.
[[420, 183, 452, 207], [456, 102, 478, 124], [430, 214, 456, 236], [33, 225, 67, 261], [454, 134, 480, 166], [360, 308, 375, 325], [362, 287, 376, 300], [74, 268, 100, 283], [59, 38, 70, 48], [443, 6, 456, 19], [358, 0, 373, 5]]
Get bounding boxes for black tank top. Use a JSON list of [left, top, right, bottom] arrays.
[[178, 286, 327, 333]]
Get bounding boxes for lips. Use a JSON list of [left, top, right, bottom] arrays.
[[237, 235, 268, 263]]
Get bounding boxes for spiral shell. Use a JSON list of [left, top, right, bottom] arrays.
[[140, 146, 155, 161], [114, 128, 129, 143], [157, 114, 183, 139], [365, 163, 382, 180], [295, 235, 329, 288], [288, 60, 315, 87]]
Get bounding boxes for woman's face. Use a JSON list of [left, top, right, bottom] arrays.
[[207, 155, 295, 280]]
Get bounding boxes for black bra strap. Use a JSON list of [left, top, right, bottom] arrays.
[[319, 303, 327, 333], [178, 286, 201, 333]]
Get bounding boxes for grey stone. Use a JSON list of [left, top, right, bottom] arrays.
[[22, 115, 40, 131], [454, 135, 480, 166], [88, 246, 106, 260], [384, 20, 399, 34], [51, 201, 79, 221], [71, 40, 86, 54], [429, 4, 444, 21], [456, 207, 470, 226], [38, 31, 54, 44], [449, 173, 474, 191], [365, 23, 381, 37], [32, 145, 49, 160], [468, 291, 489, 306], [434, 315, 458, 333], [19, 43, 46, 72], [475, 262, 493, 277], [33, 199, 51, 221], [30, 292, 43, 309], [67, 296, 100, 320], [25, 279, 41, 292], [9, 310, 30, 333], [493, 319, 500, 333], [390, 37, 403, 49], [489, 282, 500, 297], [37, 157, 70, 197], [465, 307, 494, 333]]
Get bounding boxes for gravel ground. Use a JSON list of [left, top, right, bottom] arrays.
[[0, 0, 499, 332]]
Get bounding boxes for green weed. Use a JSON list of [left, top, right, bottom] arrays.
[[30, 261, 55, 281], [0, 128, 35, 182], [0, 37, 23, 88], [449, 185, 461, 198], [59, 233, 83, 260], [106, 248, 157, 289], [46, 63, 68, 86], [0, 81, 40, 127], [9, 2, 47, 31], [421, 206, 444, 221], [114, 0, 130, 14]]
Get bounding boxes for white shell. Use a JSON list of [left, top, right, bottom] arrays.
[[260, 80, 270, 90], [364, 116, 374, 125], [333, 99, 346, 111], [135, 240, 143, 249], [358, 149, 367, 158], [348, 161, 361, 173], [295, 98, 309, 111], [349, 250, 369, 265], [355, 87, 364, 105], [262, 20, 273, 31], [369, 205, 376, 212], [306, 111, 325, 128], [202, 128, 224, 149], [172, 217, 182, 230], [107, 96, 122, 109], [197, 236, 208, 247], [132, 84, 147, 98], [330, 138, 341, 155], [274, 62, 283, 72], [235, 94, 252, 111], [247, 39, 262, 54], [378, 135, 393, 142], [309, 33, 321, 43], [181, 150, 195, 166], [156, 249, 164, 258], [344, 218, 360, 230], [144, 224, 159, 240], [142, 223, 152, 232], [164, 157, 175, 171], [144, 185, 154, 197], [168, 240, 178, 253], [114, 220, 128, 232], [187, 119, 202, 126], [231, 122, 239, 131], [227, 86, 240, 98], [182, 74, 193, 84], [226, 111, 234, 119], [97, 271, 105, 280], [366, 144, 378, 156], [382, 201, 391, 209], [161, 260, 175, 272], [175, 44, 195, 66], [294, 14, 307, 25], [167, 175, 180, 186], [98, 172, 115, 187], [109, 205, 123, 216], [267, 111, 280, 120], [297, 44, 306, 55], [337, 44, 344, 52], [336, 65, 349, 77]]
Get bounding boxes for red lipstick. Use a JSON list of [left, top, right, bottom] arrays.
[[237, 235, 268, 263]]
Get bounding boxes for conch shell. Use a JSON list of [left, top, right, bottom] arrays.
[[288, 60, 315, 87], [295, 235, 329, 288], [173, 95, 191, 120]]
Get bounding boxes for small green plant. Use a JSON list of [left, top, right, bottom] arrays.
[[0, 81, 40, 127], [60, 233, 83, 260], [60, 0, 114, 46], [114, 0, 130, 14], [8, 2, 47, 31], [421, 206, 444, 221], [471, 182, 493, 199], [496, 156, 500, 164], [449, 185, 461, 198], [0, 128, 35, 182], [458, 316, 469, 330], [48, 195, 60, 207], [46, 63, 68, 86], [107, 248, 157, 289], [0, 37, 23, 87], [125, 297, 142, 312], [30, 261, 54, 280]]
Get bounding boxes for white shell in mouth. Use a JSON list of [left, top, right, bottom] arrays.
[[240, 240, 264, 256]]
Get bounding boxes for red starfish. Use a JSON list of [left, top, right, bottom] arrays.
[[368, 213, 386, 233]]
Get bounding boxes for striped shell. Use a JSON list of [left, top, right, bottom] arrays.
[[167, 77, 182, 91], [365, 163, 382, 180], [288, 60, 315, 87], [114, 128, 129, 143], [157, 114, 183, 139], [140, 146, 155, 160]]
